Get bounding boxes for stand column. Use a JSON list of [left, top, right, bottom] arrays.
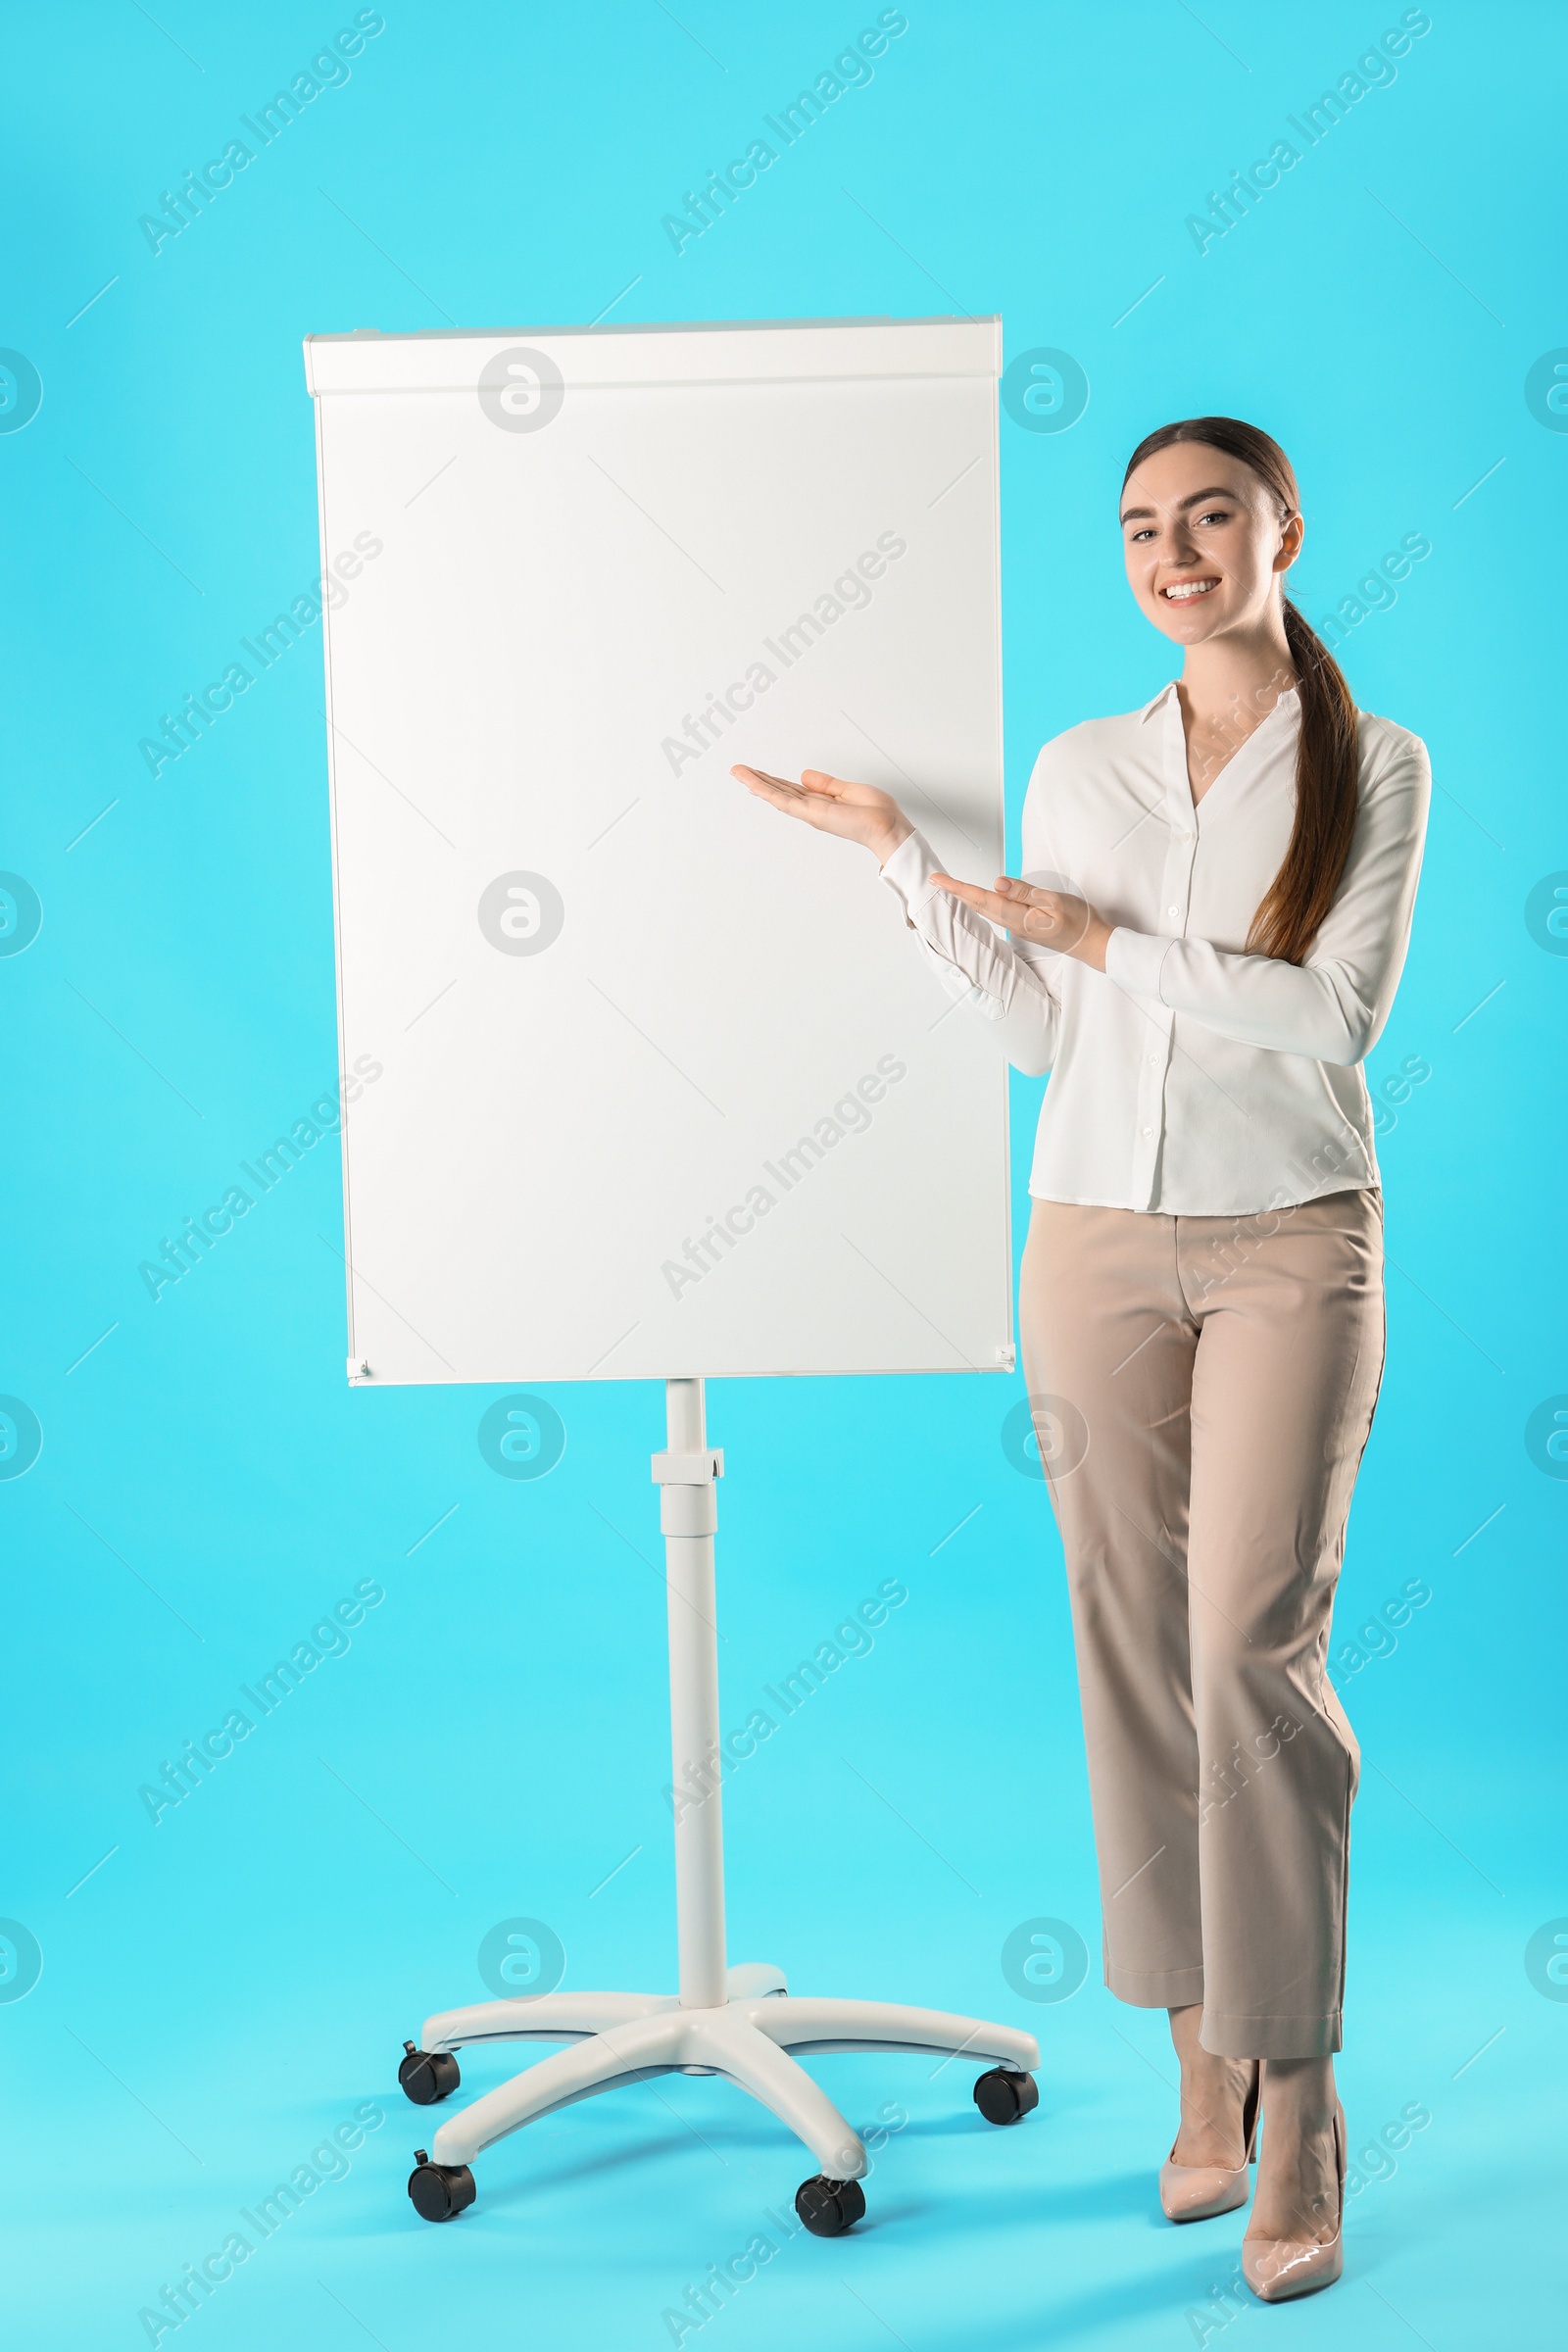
[[655, 1377, 727, 2010]]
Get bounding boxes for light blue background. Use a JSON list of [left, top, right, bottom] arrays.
[[4, 4, 1563, 2346]]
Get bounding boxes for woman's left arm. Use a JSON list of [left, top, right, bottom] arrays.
[[933, 740, 1431, 1068], [1103, 743, 1431, 1064]]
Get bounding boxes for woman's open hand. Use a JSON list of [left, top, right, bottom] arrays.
[[931, 871, 1113, 971], [731, 765, 913, 866]]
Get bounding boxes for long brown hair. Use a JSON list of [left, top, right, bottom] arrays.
[[1120, 416, 1360, 966]]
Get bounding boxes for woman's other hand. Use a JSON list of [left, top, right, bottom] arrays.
[[930, 872, 1113, 972], [731, 765, 913, 866]]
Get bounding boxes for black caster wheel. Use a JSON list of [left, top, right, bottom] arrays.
[[795, 2174, 866, 2237], [973, 2065, 1040, 2126], [400, 2041, 460, 2105], [408, 2150, 476, 2223]]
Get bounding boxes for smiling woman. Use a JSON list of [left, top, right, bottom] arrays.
[[1118, 416, 1362, 966], [733, 411, 1432, 2308]]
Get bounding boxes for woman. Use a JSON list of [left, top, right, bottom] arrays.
[[733, 416, 1429, 2303]]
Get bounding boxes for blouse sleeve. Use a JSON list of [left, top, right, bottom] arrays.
[[879, 825, 1062, 1077], [1102, 735, 1431, 1065]]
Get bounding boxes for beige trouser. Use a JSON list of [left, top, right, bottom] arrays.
[[1018, 1186, 1386, 2058]]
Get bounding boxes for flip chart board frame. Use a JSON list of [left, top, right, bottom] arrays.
[[306, 315, 1012, 1386]]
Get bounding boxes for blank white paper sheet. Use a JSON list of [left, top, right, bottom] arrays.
[[305, 315, 1011, 1383]]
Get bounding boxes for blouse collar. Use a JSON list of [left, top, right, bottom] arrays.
[[1138, 678, 1302, 726]]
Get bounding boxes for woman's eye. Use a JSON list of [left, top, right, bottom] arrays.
[[1197, 510, 1229, 526]]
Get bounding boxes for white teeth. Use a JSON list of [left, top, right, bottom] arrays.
[[1163, 579, 1217, 602]]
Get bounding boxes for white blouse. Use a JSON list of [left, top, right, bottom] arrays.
[[879, 679, 1431, 1216]]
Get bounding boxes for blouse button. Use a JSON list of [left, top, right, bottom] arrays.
[[1167, 905, 1180, 918], [1142, 1124, 1153, 1137]]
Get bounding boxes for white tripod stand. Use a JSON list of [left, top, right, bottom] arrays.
[[402, 1377, 1040, 2234]]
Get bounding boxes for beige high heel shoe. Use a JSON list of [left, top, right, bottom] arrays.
[[1242, 2098, 1347, 2301], [1158, 2060, 1261, 2222]]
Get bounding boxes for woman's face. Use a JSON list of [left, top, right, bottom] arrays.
[[1118, 441, 1302, 649]]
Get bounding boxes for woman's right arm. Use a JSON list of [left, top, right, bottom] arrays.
[[732, 763, 1061, 1077], [877, 826, 1061, 1077]]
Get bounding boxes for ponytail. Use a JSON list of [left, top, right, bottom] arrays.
[[1257, 599, 1360, 965], [1121, 416, 1361, 967]]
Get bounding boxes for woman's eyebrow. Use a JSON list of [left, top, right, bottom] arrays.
[[1119, 485, 1237, 525]]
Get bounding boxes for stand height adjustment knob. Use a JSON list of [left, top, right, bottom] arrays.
[[649, 1446, 724, 1484]]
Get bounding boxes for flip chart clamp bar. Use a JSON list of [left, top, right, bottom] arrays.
[[399, 1377, 1040, 2237]]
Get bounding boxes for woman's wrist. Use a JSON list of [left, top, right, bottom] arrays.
[[1074, 913, 1112, 972], [873, 812, 914, 866]]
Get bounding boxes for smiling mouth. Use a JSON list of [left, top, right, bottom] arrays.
[[1161, 577, 1220, 603]]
